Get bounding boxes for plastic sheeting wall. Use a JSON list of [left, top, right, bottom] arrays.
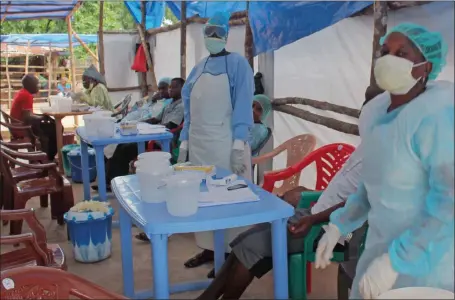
[[103, 2, 454, 188]]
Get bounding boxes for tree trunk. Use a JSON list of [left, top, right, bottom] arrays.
[[272, 97, 360, 118], [180, 1, 187, 79], [370, 1, 388, 87], [244, 1, 254, 70], [139, 2, 149, 97], [273, 104, 359, 136]]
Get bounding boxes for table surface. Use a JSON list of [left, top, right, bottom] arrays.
[[76, 126, 173, 146], [111, 169, 294, 235], [43, 111, 92, 118]]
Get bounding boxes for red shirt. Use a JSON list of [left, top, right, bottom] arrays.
[[10, 88, 34, 122], [9, 89, 34, 138]]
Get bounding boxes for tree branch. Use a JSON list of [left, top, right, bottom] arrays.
[[272, 97, 360, 118], [273, 104, 359, 136]]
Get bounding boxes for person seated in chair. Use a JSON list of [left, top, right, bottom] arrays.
[[92, 77, 185, 193], [127, 77, 172, 118], [77, 65, 113, 111]]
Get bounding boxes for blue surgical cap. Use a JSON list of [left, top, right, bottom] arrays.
[[207, 11, 231, 30], [158, 77, 172, 85], [380, 23, 448, 80]]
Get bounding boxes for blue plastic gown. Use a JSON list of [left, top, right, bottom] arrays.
[[180, 53, 254, 142], [250, 123, 268, 154], [330, 81, 454, 298]]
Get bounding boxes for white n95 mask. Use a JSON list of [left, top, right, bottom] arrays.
[[374, 55, 426, 95]]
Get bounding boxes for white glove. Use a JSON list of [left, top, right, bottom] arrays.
[[177, 141, 188, 163], [231, 140, 246, 175], [359, 253, 398, 299], [315, 223, 341, 269]]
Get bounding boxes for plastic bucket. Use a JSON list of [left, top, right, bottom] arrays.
[[64, 207, 115, 263], [137, 165, 173, 203], [61, 144, 80, 177], [67, 147, 97, 183], [63, 132, 76, 146]]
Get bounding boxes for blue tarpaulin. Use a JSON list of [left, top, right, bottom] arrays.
[[126, 1, 372, 55], [124, 1, 166, 30], [1, 1, 80, 21], [0, 34, 98, 48]]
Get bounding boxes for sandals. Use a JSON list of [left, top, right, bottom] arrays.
[[184, 250, 214, 268], [135, 232, 150, 242]]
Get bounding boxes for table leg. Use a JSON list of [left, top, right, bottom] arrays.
[[161, 138, 171, 153], [271, 218, 289, 299], [150, 234, 169, 299], [80, 141, 91, 200], [55, 116, 64, 173], [137, 142, 145, 154], [213, 229, 225, 273], [94, 145, 108, 202], [119, 207, 135, 298]]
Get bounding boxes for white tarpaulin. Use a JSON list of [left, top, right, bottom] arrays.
[[103, 2, 454, 187]]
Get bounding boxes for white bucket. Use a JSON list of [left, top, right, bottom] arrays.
[[135, 151, 172, 168], [137, 166, 173, 203], [164, 173, 201, 217], [378, 287, 455, 299]]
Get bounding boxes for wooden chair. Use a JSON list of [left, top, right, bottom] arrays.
[[1, 266, 128, 299], [0, 141, 50, 225], [0, 146, 74, 235], [0, 209, 67, 271], [252, 134, 317, 195]]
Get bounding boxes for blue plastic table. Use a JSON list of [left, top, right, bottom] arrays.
[[76, 126, 173, 202], [111, 169, 294, 299]]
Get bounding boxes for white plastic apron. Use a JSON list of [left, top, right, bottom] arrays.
[[189, 72, 252, 252]]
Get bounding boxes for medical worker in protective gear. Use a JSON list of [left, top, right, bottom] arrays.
[[177, 11, 255, 261], [315, 23, 454, 299]]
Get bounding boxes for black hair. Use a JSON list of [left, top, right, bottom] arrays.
[[22, 74, 38, 88], [171, 77, 185, 86], [362, 85, 384, 108]]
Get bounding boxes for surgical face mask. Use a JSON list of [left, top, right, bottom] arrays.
[[374, 55, 426, 95], [204, 37, 226, 55], [87, 82, 94, 91]]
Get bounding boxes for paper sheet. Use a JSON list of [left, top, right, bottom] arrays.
[[199, 180, 259, 207], [137, 122, 167, 135]]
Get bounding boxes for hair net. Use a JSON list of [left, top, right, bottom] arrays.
[[207, 11, 231, 29], [380, 23, 448, 80], [158, 77, 172, 85], [83, 65, 106, 85], [253, 94, 272, 122]]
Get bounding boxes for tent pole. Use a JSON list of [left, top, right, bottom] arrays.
[[5, 49, 12, 109], [66, 16, 77, 91], [1, 3, 10, 24], [98, 0, 105, 75], [25, 40, 31, 74], [244, 1, 254, 70], [138, 1, 158, 94], [370, 1, 388, 87], [180, 1, 187, 79], [48, 43, 52, 99], [72, 30, 99, 64]]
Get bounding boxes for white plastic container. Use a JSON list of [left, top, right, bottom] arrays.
[[135, 151, 172, 168], [164, 173, 201, 217], [83, 114, 116, 138], [137, 165, 173, 203], [378, 287, 454, 299], [49, 95, 73, 113]]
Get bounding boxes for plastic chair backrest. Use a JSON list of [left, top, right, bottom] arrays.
[[312, 143, 355, 190]]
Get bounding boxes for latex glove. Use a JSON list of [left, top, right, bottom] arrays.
[[315, 223, 342, 269], [177, 141, 188, 163], [231, 140, 246, 175], [359, 253, 398, 299]]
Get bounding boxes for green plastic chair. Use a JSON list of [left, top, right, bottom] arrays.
[[288, 191, 348, 299]]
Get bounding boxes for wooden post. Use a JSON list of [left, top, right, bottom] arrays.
[[244, 1, 254, 70], [139, 1, 149, 97], [5, 49, 12, 109], [25, 40, 31, 74], [66, 16, 77, 91], [138, 1, 158, 94], [72, 30, 99, 63], [98, 0, 105, 75], [180, 1, 187, 79], [48, 44, 52, 99], [370, 1, 388, 87]]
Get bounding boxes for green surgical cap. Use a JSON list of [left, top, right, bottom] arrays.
[[83, 65, 106, 85], [380, 23, 448, 80], [253, 94, 272, 122], [158, 77, 172, 85]]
